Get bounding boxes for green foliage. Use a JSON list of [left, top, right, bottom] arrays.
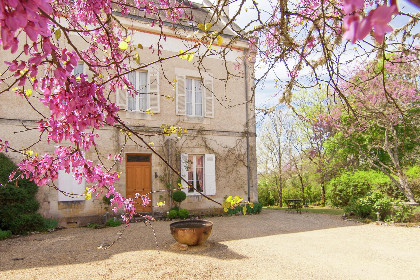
[[0, 229, 12, 240], [345, 192, 414, 222], [172, 190, 186, 203], [406, 165, 420, 202], [87, 223, 102, 229], [178, 209, 189, 219], [387, 201, 414, 223], [257, 179, 278, 206], [43, 218, 58, 230], [168, 209, 179, 219], [105, 218, 121, 227], [327, 170, 394, 207], [102, 194, 114, 205], [227, 202, 263, 215], [0, 153, 47, 234]]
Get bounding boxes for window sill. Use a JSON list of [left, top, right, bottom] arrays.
[[182, 116, 209, 124], [123, 111, 153, 120]]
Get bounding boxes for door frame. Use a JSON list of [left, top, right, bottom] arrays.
[[125, 153, 153, 213]]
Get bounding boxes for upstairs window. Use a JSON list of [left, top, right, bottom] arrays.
[[186, 78, 203, 117], [127, 71, 148, 112]]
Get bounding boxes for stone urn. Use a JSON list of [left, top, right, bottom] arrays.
[[170, 220, 213, 246]]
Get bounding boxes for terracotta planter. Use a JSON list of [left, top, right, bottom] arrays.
[[170, 220, 213, 246]]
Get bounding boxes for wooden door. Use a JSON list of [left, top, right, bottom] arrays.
[[126, 154, 152, 212]]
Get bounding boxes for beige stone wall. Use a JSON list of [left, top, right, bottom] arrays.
[[0, 15, 257, 223]]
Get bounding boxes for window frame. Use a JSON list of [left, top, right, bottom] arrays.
[[127, 71, 149, 112], [186, 154, 205, 194], [185, 77, 203, 117]]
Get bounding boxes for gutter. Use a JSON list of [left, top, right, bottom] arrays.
[[244, 50, 251, 202]]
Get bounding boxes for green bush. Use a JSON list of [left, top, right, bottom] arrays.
[[172, 190, 186, 203], [388, 200, 415, 222], [178, 209, 189, 219], [345, 192, 413, 222], [227, 202, 263, 215], [102, 194, 114, 205], [0, 229, 12, 240], [327, 170, 393, 207], [43, 218, 58, 230], [105, 218, 121, 227], [0, 153, 47, 234], [168, 209, 178, 219], [258, 180, 278, 206]]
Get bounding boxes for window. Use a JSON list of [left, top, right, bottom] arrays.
[[73, 62, 84, 77], [187, 155, 204, 193], [186, 78, 203, 117], [175, 71, 214, 118], [180, 153, 216, 195], [116, 67, 160, 114], [58, 169, 86, 202], [127, 71, 148, 112]]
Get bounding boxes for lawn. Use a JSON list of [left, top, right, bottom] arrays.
[[264, 206, 344, 215]]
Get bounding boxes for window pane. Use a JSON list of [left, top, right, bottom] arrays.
[[186, 79, 193, 115], [196, 155, 204, 192], [127, 155, 150, 162], [73, 63, 84, 76], [188, 155, 194, 192], [138, 72, 148, 111], [127, 72, 137, 111]]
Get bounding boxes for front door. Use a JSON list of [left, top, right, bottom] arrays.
[[126, 154, 152, 212]]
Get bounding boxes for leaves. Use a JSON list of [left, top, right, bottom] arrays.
[[178, 49, 194, 61], [217, 35, 223, 46], [54, 29, 61, 40], [198, 23, 212, 32], [118, 41, 129, 50]]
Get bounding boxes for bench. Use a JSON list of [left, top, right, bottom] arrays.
[[285, 199, 303, 214]]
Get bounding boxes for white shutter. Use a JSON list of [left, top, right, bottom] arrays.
[[58, 170, 85, 201], [204, 76, 214, 118], [204, 154, 216, 195], [180, 153, 189, 194], [176, 75, 186, 115], [148, 67, 160, 113], [116, 88, 127, 111]]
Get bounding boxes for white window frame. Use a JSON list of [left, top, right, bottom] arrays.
[[127, 71, 148, 112], [186, 154, 205, 194], [186, 77, 203, 117], [181, 153, 216, 196]]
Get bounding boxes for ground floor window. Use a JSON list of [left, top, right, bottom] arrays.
[[181, 153, 216, 196]]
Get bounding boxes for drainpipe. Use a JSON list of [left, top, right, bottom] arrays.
[[244, 50, 251, 202]]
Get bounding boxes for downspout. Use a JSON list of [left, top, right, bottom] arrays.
[[244, 50, 251, 202]]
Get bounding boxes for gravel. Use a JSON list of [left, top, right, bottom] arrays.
[[1, 209, 419, 280]]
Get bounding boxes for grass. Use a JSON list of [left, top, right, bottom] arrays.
[[264, 206, 344, 215]]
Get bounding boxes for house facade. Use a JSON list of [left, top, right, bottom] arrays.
[[0, 2, 257, 226]]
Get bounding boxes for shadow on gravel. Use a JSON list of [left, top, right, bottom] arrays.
[[0, 209, 359, 271]]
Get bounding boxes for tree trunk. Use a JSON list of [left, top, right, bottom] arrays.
[[320, 174, 326, 206]]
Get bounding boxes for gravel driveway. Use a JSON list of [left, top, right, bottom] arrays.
[[1, 209, 419, 280]]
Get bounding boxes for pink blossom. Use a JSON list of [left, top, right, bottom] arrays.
[[370, 5, 398, 43], [343, 0, 364, 14]]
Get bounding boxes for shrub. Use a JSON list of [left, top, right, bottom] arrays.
[[0, 153, 46, 234], [327, 170, 393, 207], [168, 209, 179, 219], [87, 223, 102, 229], [43, 218, 58, 230], [0, 230, 12, 240], [388, 201, 415, 223], [178, 209, 189, 219], [102, 194, 114, 205], [345, 192, 412, 222], [105, 218, 121, 227], [227, 202, 263, 215], [172, 190, 186, 203]]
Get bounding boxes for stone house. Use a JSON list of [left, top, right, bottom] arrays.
[[0, 1, 257, 226]]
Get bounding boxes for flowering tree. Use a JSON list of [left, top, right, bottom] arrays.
[[320, 56, 419, 202], [0, 0, 418, 221]]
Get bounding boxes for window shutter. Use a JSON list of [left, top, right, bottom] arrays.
[[58, 170, 85, 202], [180, 153, 189, 194], [176, 75, 186, 115], [116, 88, 127, 110], [204, 154, 216, 195], [204, 76, 214, 118], [148, 67, 160, 113]]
